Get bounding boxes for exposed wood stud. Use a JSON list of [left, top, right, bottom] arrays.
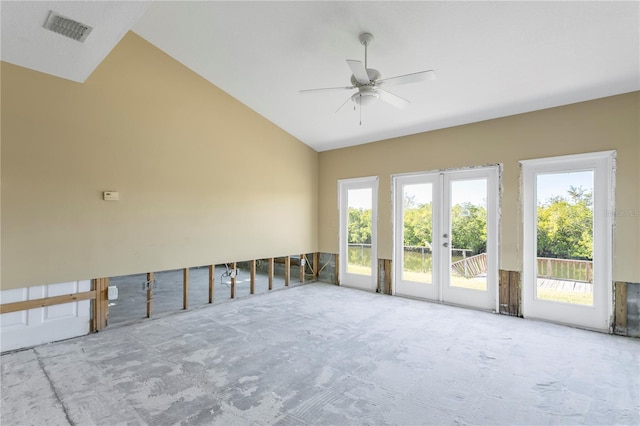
[[334, 254, 339, 285], [183, 268, 189, 310], [615, 281, 628, 334], [231, 262, 237, 299], [313, 252, 320, 279], [284, 256, 290, 287], [300, 254, 305, 283], [102, 278, 107, 327], [250, 260, 256, 294], [0, 291, 97, 315], [93, 279, 99, 332], [383, 259, 392, 294], [509, 271, 519, 316], [91, 278, 109, 332], [100, 277, 109, 330], [208, 265, 215, 304], [146, 272, 154, 318], [499, 270, 510, 315], [268, 258, 274, 290], [92, 280, 98, 332]]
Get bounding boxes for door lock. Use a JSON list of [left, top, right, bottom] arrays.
[[443, 233, 448, 238], [443, 242, 449, 248]]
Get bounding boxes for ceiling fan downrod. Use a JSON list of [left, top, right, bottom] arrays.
[[359, 32, 374, 70]]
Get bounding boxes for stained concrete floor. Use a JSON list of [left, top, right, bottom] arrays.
[[2, 283, 639, 425]]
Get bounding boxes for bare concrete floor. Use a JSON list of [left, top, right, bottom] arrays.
[[2, 283, 639, 425]]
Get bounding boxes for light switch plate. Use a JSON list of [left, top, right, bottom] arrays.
[[103, 191, 119, 201]]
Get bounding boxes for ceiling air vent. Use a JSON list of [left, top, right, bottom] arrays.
[[43, 11, 93, 42]]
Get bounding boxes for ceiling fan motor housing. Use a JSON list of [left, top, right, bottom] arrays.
[[350, 68, 381, 86], [351, 86, 380, 106]]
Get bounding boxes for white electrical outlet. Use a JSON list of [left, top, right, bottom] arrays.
[[108, 286, 119, 300]]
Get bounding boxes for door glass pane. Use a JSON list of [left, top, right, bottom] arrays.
[[536, 171, 594, 306], [449, 179, 488, 291], [347, 188, 372, 275], [402, 183, 433, 284]]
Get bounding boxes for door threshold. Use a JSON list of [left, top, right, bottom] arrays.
[[394, 292, 496, 314]]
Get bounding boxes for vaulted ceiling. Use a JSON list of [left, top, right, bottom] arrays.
[[2, 1, 638, 151]]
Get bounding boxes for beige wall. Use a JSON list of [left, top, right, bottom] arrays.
[[2, 31, 637, 291], [319, 92, 640, 283], [1, 33, 318, 290]]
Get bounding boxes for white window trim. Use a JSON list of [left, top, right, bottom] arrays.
[[520, 150, 615, 331], [338, 176, 379, 291]]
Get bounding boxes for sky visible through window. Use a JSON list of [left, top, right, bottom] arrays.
[[537, 170, 593, 204], [402, 179, 487, 208], [347, 188, 372, 209]]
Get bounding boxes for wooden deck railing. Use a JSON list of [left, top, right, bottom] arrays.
[[537, 257, 592, 283], [451, 253, 487, 278], [349, 245, 593, 284], [450, 255, 593, 282]]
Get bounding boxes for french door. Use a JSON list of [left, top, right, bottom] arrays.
[[521, 151, 614, 331], [339, 177, 378, 291], [393, 166, 499, 311]]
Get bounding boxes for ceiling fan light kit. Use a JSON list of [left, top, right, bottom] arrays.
[[299, 32, 436, 121], [352, 86, 379, 106]]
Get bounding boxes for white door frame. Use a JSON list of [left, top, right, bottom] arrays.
[[441, 167, 499, 312], [392, 165, 499, 312], [392, 173, 441, 300], [338, 176, 378, 291], [520, 150, 615, 331]]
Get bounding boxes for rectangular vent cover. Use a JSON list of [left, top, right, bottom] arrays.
[[43, 11, 93, 42]]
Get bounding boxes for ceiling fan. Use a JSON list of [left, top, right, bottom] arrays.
[[300, 32, 436, 115]]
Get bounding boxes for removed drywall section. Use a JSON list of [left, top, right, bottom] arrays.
[[615, 281, 640, 337], [378, 259, 392, 294], [499, 270, 521, 316], [106, 259, 308, 326], [316, 253, 338, 285], [627, 283, 640, 337]]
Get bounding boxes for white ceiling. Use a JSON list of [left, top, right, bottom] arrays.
[[2, 1, 638, 152], [0, 1, 149, 83]]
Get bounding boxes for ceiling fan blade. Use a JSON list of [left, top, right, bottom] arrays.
[[378, 89, 410, 109], [377, 70, 436, 86], [335, 96, 353, 113], [346, 60, 370, 84], [299, 86, 355, 94]]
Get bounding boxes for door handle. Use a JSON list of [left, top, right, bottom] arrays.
[[443, 242, 449, 248]]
